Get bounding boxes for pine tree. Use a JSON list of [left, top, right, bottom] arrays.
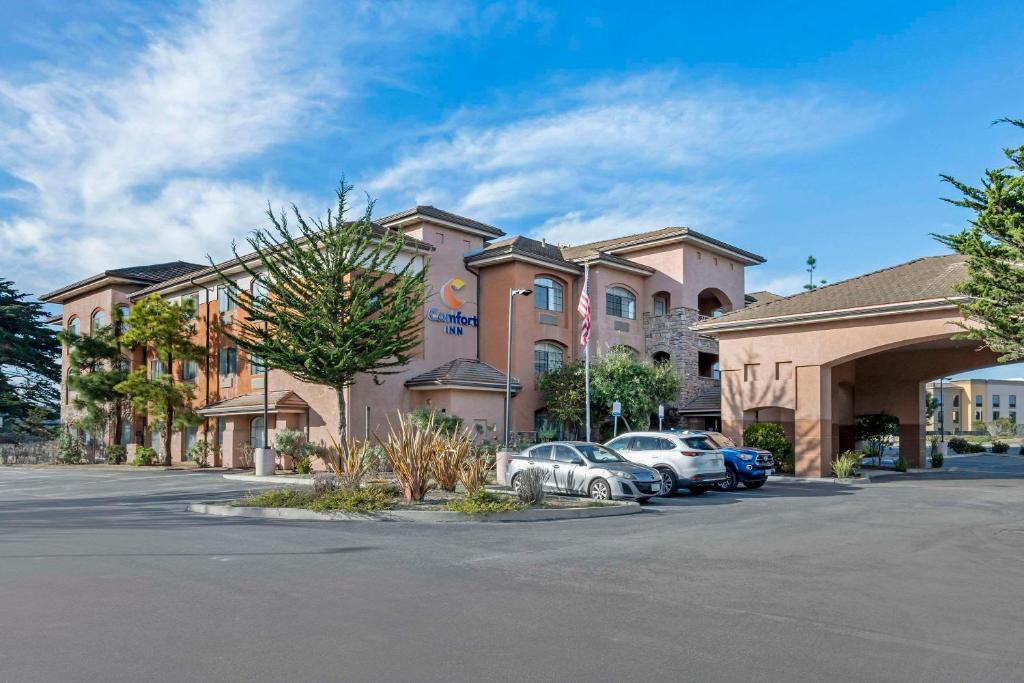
[[114, 295, 203, 466], [0, 279, 59, 424], [936, 119, 1024, 360], [59, 309, 130, 445], [210, 179, 427, 443]]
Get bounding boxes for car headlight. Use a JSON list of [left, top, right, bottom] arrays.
[[737, 453, 754, 461], [608, 470, 636, 480]]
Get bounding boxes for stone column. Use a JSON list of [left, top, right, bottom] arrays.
[[795, 365, 832, 478]]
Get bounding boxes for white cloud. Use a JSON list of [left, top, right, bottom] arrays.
[[370, 71, 887, 245]]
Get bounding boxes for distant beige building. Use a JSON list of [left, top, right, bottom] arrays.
[[927, 378, 1024, 434]]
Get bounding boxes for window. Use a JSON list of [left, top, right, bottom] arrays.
[[119, 419, 133, 446], [91, 310, 105, 331], [528, 445, 551, 460], [606, 437, 630, 451], [184, 425, 198, 458], [976, 394, 983, 407], [1011, 395, 1017, 409], [533, 342, 564, 375], [181, 360, 198, 383], [216, 418, 226, 446], [1011, 412, 1017, 424], [653, 294, 669, 316], [251, 278, 269, 304], [217, 285, 236, 313], [993, 394, 1001, 408], [115, 304, 130, 332], [533, 277, 563, 312], [552, 445, 581, 463], [250, 352, 266, 375], [952, 394, 960, 408], [67, 317, 80, 337], [993, 411, 1000, 420], [952, 411, 959, 424], [151, 429, 162, 455], [606, 286, 636, 319], [611, 344, 639, 358], [218, 347, 237, 376], [250, 416, 265, 449], [652, 351, 670, 365], [975, 410, 982, 421], [681, 436, 715, 451], [150, 359, 164, 378]]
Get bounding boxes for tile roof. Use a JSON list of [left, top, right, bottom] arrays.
[[570, 227, 765, 264], [197, 390, 309, 416], [698, 254, 968, 328], [744, 290, 784, 305], [464, 235, 654, 274], [677, 387, 721, 415], [130, 223, 434, 300], [41, 261, 206, 302], [404, 358, 521, 392], [378, 205, 505, 238]]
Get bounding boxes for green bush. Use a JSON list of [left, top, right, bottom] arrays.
[[894, 455, 909, 472], [831, 451, 862, 478], [105, 444, 126, 465], [57, 428, 83, 464], [445, 489, 526, 515], [187, 439, 212, 467], [967, 442, 986, 453], [132, 446, 157, 466], [304, 485, 396, 513], [931, 449, 944, 469], [991, 441, 1009, 454], [409, 406, 464, 436], [947, 437, 969, 454], [294, 457, 313, 474], [742, 423, 792, 459], [274, 429, 306, 461], [856, 413, 899, 459], [233, 488, 315, 508]]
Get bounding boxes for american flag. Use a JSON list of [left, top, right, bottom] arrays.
[[578, 266, 591, 347]]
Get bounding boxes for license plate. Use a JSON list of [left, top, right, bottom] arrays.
[[763, 469, 773, 476]]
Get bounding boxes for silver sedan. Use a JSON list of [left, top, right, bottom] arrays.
[[508, 441, 663, 502]]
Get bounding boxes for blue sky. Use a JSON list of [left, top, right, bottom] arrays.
[[1, 1, 1022, 376]]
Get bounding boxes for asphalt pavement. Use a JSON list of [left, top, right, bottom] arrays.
[[1, 457, 1022, 682]]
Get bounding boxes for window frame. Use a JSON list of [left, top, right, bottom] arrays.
[[533, 276, 564, 313], [533, 341, 565, 375], [218, 347, 237, 376], [90, 309, 105, 331], [605, 286, 637, 320]]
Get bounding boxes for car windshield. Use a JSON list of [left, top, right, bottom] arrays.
[[705, 432, 735, 448], [576, 444, 626, 463]]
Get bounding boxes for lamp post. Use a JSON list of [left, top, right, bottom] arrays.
[[503, 287, 532, 449]]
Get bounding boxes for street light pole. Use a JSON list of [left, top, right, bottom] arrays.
[[503, 287, 532, 449]]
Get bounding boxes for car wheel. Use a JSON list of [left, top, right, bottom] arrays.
[[716, 468, 738, 492], [510, 473, 522, 494], [743, 479, 766, 490], [657, 468, 678, 495], [687, 486, 708, 495], [589, 478, 612, 500]]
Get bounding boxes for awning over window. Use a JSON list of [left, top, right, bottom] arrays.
[[197, 390, 309, 417], [404, 358, 521, 394]]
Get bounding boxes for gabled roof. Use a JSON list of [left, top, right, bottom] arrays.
[[130, 223, 434, 300], [404, 358, 521, 393], [677, 387, 721, 415], [697, 254, 968, 332], [464, 235, 654, 275], [378, 205, 505, 238], [571, 227, 765, 265], [197, 390, 309, 417], [41, 261, 206, 303], [744, 290, 784, 306]]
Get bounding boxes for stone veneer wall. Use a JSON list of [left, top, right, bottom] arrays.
[[643, 307, 720, 408]]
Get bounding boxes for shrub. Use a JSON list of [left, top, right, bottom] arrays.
[[319, 435, 375, 488], [991, 441, 1010, 454], [132, 446, 157, 466], [894, 455, 909, 472], [832, 451, 862, 478], [274, 429, 306, 462], [931, 448, 944, 469], [514, 467, 546, 505], [187, 439, 212, 467], [431, 430, 473, 492], [295, 457, 313, 474], [967, 442, 986, 453], [536, 421, 558, 442], [948, 437, 969, 454], [238, 442, 255, 469], [57, 428, 83, 464], [377, 413, 443, 502], [459, 454, 493, 493], [445, 489, 526, 515], [311, 472, 340, 497], [774, 453, 795, 474], [105, 444, 126, 465], [233, 488, 315, 508], [742, 423, 792, 459], [856, 412, 900, 460], [409, 406, 463, 436], [305, 484, 396, 513]]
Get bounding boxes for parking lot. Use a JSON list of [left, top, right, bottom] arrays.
[[1, 457, 1022, 682]]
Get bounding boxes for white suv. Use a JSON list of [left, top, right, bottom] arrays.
[[605, 432, 728, 495]]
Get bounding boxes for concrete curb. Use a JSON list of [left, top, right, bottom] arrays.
[[769, 474, 873, 485], [222, 473, 315, 486], [187, 500, 641, 523]]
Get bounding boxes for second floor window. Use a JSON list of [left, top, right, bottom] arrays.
[[218, 348, 237, 376], [251, 352, 266, 375], [533, 277, 563, 312], [993, 394, 1001, 408], [606, 286, 636, 320], [218, 285, 236, 313], [976, 394, 983, 407], [150, 359, 164, 378], [1011, 395, 1017, 408], [67, 317, 80, 337], [181, 360, 199, 383], [91, 310, 105, 331], [534, 342, 564, 375]]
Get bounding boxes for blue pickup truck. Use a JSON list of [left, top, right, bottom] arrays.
[[680, 430, 774, 491]]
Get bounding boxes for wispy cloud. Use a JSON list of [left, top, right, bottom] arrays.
[[370, 71, 887, 244]]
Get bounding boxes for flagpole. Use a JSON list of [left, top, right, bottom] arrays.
[[583, 263, 591, 442]]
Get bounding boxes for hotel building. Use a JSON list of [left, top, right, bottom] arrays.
[[43, 206, 765, 466], [927, 377, 1024, 434]]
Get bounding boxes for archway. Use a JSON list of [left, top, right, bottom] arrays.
[[697, 287, 733, 318]]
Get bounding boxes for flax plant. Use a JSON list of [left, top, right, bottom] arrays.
[[320, 434, 374, 489], [376, 413, 441, 502], [458, 454, 493, 493], [431, 428, 474, 492]]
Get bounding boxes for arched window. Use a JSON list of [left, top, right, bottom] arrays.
[[533, 277, 563, 312], [533, 341, 564, 375], [952, 395, 960, 408], [653, 292, 670, 316], [91, 309, 105, 331], [652, 351, 671, 365], [610, 344, 639, 358], [67, 316, 80, 337], [606, 286, 636, 319], [250, 416, 266, 449], [115, 305, 130, 333]]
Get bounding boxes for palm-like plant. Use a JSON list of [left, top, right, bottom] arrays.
[[376, 414, 440, 502]]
